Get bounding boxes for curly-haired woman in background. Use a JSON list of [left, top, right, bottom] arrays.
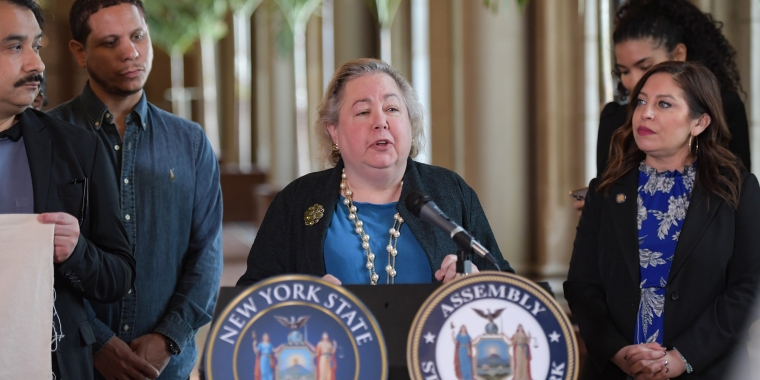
[[597, 0, 750, 176], [573, 0, 751, 214]]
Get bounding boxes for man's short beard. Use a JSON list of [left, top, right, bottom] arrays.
[[88, 68, 143, 97]]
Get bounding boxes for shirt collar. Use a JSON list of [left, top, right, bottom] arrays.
[[0, 115, 24, 142], [80, 81, 149, 130]]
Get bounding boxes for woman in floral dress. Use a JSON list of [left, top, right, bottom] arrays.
[[565, 61, 760, 379]]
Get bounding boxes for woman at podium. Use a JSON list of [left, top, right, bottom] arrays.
[[237, 58, 512, 287], [565, 61, 760, 379]]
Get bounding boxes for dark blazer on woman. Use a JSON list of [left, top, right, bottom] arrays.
[[237, 158, 513, 286], [564, 168, 760, 379], [596, 91, 752, 177], [17, 109, 134, 379]]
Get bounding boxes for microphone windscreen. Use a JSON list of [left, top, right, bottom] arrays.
[[405, 191, 427, 217]]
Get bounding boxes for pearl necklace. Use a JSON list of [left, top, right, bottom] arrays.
[[340, 169, 403, 285]]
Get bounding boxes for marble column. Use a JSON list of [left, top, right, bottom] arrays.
[[429, 1, 530, 274], [692, 0, 758, 175], [526, 0, 585, 291]]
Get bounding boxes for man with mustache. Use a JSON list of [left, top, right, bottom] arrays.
[[0, 0, 134, 378], [48, 0, 223, 378]]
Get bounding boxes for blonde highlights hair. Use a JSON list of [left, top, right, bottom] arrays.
[[315, 58, 426, 167]]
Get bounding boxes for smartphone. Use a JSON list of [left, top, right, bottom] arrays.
[[569, 187, 588, 201]]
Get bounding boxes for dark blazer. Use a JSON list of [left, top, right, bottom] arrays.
[[564, 168, 760, 379], [18, 109, 134, 379], [596, 91, 752, 177], [237, 158, 513, 286]]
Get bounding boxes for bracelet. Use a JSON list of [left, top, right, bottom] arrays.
[[673, 347, 693, 374]]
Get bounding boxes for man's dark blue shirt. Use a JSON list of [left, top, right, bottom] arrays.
[[49, 83, 223, 378]]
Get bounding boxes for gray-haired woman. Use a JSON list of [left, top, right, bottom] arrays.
[[237, 58, 512, 286]]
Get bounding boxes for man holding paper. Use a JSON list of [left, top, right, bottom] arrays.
[[0, 0, 134, 379]]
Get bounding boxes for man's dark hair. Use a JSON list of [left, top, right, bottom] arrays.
[[69, 0, 145, 43], [2, 0, 45, 28]]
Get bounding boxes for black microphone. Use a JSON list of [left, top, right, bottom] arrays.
[[405, 191, 498, 267]]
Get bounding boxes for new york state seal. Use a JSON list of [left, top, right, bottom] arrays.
[[205, 275, 388, 380]]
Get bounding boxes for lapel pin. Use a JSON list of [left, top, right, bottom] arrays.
[[304, 204, 325, 226], [616, 193, 626, 203]]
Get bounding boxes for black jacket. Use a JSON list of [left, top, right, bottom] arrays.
[[237, 158, 513, 286], [564, 169, 760, 379], [596, 91, 751, 177], [18, 109, 134, 379]]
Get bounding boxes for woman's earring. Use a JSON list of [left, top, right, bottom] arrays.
[[688, 135, 699, 155], [332, 142, 340, 154]]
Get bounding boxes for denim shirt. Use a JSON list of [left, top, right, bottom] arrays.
[[48, 83, 223, 379]]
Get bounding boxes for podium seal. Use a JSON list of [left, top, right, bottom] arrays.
[[205, 275, 387, 380], [407, 272, 578, 380]]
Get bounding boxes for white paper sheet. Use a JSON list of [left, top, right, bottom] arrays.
[[0, 214, 54, 379]]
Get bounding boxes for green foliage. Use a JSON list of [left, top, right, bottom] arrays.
[[482, 0, 530, 13], [271, 6, 295, 55], [373, 0, 403, 27], [198, 0, 230, 41], [269, 0, 322, 55], [144, 0, 228, 54], [271, 0, 322, 31], [227, 0, 264, 17]]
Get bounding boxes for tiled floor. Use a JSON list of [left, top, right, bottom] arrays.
[[190, 222, 256, 379]]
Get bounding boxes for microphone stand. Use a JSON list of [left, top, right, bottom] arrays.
[[456, 249, 473, 275]]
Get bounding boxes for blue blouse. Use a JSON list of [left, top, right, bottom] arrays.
[[635, 162, 695, 344], [324, 196, 432, 284]]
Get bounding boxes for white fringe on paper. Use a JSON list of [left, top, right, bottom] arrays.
[[51, 288, 65, 352]]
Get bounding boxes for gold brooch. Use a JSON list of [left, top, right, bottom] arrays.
[[616, 193, 626, 203], [304, 204, 325, 226]]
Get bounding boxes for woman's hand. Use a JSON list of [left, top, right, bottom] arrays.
[[612, 343, 665, 375], [572, 199, 585, 216], [435, 254, 479, 283], [631, 349, 686, 380], [322, 274, 342, 285]]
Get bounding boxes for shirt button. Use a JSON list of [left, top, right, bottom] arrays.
[[94, 121, 100, 127], [106, 113, 111, 119], [124, 178, 129, 184], [128, 288, 132, 294], [125, 214, 131, 221], [671, 291, 680, 301], [123, 325, 129, 331], [114, 145, 120, 151]]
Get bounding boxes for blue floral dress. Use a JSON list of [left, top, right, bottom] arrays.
[[635, 162, 695, 344]]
